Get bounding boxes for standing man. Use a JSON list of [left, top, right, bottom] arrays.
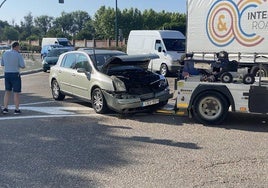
[[1, 41, 25, 114]]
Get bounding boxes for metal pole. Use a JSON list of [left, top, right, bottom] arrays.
[[0, 0, 7, 8], [115, 0, 118, 47]]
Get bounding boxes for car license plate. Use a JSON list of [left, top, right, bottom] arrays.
[[142, 99, 159, 107]]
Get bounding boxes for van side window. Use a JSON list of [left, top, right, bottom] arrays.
[[61, 54, 76, 68], [155, 40, 162, 51]]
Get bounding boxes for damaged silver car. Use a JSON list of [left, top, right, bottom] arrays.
[[49, 49, 173, 114]]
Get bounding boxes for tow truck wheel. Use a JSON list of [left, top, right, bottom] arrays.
[[193, 91, 229, 125], [251, 66, 268, 77], [220, 72, 233, 83], [243, 73, 255, 84]]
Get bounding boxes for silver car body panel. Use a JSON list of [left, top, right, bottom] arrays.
[[49, 50, 172, 113]]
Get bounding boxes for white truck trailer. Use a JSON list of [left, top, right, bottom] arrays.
[[186, 0, 268, 77], [158, 0, 268, 124]]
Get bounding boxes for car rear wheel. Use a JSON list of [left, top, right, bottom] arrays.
[[51, 80, 65, 100], [92, 88, 108, 114]]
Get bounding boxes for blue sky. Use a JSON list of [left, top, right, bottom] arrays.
[[0, 0, 186, 24]]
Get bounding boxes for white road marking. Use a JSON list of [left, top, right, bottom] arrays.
[[0, 103, 96, 121], [19, 106, 93, 115], [0, 114, 98, 121]]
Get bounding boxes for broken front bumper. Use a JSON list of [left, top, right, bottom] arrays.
[[103, 89, 173, 113]]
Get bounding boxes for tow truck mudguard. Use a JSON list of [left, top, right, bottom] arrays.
[[188, 84, 236, 112]]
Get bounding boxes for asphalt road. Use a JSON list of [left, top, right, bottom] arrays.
[[0, 72, 267, 188]]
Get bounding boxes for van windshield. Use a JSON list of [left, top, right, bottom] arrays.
[[163, 39, 185, 52], [58, 41, 70, 46]]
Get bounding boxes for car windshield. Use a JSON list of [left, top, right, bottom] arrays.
[[163, 38, 185, 51], [89, 53, 124, 70], [47, 49, 69, 57]]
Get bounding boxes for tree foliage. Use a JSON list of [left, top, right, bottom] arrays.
[[0, 7, 186, 42]]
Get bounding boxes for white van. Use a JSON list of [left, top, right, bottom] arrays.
[[41, 38, 73, 48], [127, 30, 186, 76]]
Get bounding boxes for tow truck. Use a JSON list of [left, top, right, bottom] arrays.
[[158, 69, 268, 125]]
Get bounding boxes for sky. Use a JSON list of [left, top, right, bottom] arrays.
[[0, 0, 186, 25]]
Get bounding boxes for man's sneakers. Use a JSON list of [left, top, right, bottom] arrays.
[[2, 108, 21, 115], [14, 109, 21, 115], [2, 108, 9, 114]]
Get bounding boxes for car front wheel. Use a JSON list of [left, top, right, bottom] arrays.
[[51, 80, 65, 100], [92, 88, 108, 114]]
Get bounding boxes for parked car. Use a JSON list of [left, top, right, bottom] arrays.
[[0, 44, 11, 54], [41, 44, 63, 59], [49, 49, 172, 114], [42, 47, 72, 72]]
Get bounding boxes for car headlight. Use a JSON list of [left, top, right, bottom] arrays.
[[42, 60, 47, 65], [159, 75, 168, 87], [111, 76, 126, 92]]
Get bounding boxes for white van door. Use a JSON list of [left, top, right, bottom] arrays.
[[149, 39, 167, 74]]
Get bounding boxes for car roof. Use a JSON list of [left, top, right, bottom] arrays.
[[77, 48, 126, 55]]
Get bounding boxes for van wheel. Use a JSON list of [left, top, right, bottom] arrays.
[[160, 64, 168, 76]]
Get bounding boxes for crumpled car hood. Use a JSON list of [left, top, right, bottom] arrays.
[[101, 54, 159, 73]]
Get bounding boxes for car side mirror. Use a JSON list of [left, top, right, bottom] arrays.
[[77, 68, 86, 73], [77, 68, 91, 80], [158, 46, 162, 52]]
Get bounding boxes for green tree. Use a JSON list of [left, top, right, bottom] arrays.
[[71, 11, 91, 34], [120, 8, 143, 39], [20, 12, 34, 40], [2, 26, 19, 40], [75, 20, 95, 40], [93, 6, 116, 39], [34, 15, 54, 36], [53, 11, 74, 36]]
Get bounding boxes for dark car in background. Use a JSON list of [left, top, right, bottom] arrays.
[[49, 49, 172, 114], [42, 47, 73, 72], [40, 44, 64, 59]]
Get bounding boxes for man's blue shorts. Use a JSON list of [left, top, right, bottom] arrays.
[[4, 72, 22, 93]]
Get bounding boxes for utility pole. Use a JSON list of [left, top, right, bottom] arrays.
[[0, 0, 7, 8], [115, 0, 118, 47]]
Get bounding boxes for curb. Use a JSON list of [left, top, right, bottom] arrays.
[[0, 68, 43, 79]]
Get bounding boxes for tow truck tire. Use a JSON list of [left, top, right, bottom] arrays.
[[243, 73, 255, 84], [220, 72, 233, 83], [193, 91, 229, 125], [250, 66, 268, 77]]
